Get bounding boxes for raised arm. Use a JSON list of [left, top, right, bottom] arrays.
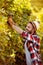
[[8, 16, 23, 34]]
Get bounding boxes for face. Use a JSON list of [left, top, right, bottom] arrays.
[[26, 23, 34, 34]]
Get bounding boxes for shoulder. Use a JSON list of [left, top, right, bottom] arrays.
[[33, 34, 40, 38], [21, 31, 28, 38], [33, 34, 40, 43]]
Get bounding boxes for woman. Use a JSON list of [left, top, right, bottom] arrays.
[[8, 16, 42, 65]]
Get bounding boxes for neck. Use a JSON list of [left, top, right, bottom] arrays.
[[31, 31, 36, 35], [25, 30, 36, 35], [28, 31, 36, 35]]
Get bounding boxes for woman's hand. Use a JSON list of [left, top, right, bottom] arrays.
[[7, 15, 23, 34], [8, 15, 15, 25]]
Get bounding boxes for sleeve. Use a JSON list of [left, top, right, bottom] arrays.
[[27, 41, 38, 65], [27, 36, 42, 65], [34, 37, 42, 63], [21, 31, 28, 39], [34, 37, 42, 65], [26, 36, 39, 65], [34, 37, 40, 54]]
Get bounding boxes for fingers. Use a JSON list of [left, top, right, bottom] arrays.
[[7, 17, 16, 26], [8, 18, 12, 22]]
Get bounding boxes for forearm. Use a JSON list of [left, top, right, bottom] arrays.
[[8, 16, 24, 34], [11, 24, 23, 34], [8, 19, 23, 34]]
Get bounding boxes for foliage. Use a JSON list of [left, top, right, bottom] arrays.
[[0, 0, 43, 65]]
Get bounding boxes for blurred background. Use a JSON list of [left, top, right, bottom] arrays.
[[0, 0, 43, 65]]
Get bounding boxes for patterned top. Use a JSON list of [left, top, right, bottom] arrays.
[[21, 31, 42, 65]]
